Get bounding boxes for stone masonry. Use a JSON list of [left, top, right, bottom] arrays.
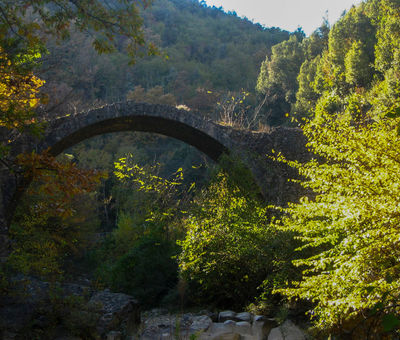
[[0, 101, 309, 258]]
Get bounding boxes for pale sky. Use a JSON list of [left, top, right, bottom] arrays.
[[204, 0, 363, 35]]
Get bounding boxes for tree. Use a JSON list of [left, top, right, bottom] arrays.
[[374, 0, 400, 74], [273, 111, 400, 337], [0, 46, 45, 157], [0, 0, 156, 63], [9, 151, 105, 280], [314, 3, 376, 95], [0, 0, 156, 152], [257, 1, 400, 336], [127, 85, 177, 105], [293, 56, 321, 119], [90, 156, 189, 306], [178, 172, 297, 308], [344, 40, 372, 87], [256, 35, 305, 125], [292, 21, 329, 119]]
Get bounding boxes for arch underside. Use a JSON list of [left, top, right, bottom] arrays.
[[4, 114, 231, 224], [46, 116, 229, 162]]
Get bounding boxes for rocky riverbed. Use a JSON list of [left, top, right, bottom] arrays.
[[138, 309, 309, 340], [0, 277, 310, 339]]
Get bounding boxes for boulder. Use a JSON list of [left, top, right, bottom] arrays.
[[224, 320, 236, 326], [235, 321, 252, 335], [254, 315, 267, 322], [236, 312, 252, 322], [219, 310, 238, 322], [88, 289, 140, 336], [208, 322, 235, 335], [190, 315, 213, 333], [268, 320, 306, 340], [253, 317, 278, 339]]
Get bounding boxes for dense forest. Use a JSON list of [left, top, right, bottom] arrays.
[[1, 0, 400, 339]]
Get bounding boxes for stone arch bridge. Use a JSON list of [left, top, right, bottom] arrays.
[[0, 101, 308, 257]]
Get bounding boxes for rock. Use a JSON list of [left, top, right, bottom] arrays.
[[139, 311, 303, 340], [268, 320, 306, 340], [209, 322, 235, 335], [235, 321, 252, 335], [268, 327, 284, 340], [254, 315, 267, 322], [219, 310, 237, 322], [106, 331, 122, 340], [199, 310, 219, 322], [190, 315, 213, 333], [253, 317, 278, 339], [139, 311, 184, 340], [62, 283, 92, 297], [88, 289, 140, 336], [210, 333, 241, 340], [149, 308, 169, 316], [236, 312, 252, 322], [223, 320, 236, 326]]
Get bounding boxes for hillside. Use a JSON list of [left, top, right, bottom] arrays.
[[39, 0, 292, 118]]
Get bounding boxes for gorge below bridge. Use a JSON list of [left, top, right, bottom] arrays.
[[0, 101, 309, 258]]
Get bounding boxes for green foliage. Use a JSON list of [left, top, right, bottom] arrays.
[[178, 172, 297, 308], [215, 90, 252, 128], [9, 187, 101, 281], [37, 0, 292, 121], [91, 157, 194, 306], [256, 22, 331, 124], [344, 40, 372, 87], [254, 2, 400, 335], [256, 35, 305, 125], [273, 112, 400, 335], [293, 56, 321, 118], [0, 0, 156, 64], [217, 153, 261, 199], [127, 85, 177, 105], [114, 154, 187, 233], [108, 234, 179, 307], [372, 0, 400, 74], [6, 153, 104, 281], [35, 289, 100, 338]]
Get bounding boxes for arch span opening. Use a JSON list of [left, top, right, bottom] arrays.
[[5, 103, 263, 228]]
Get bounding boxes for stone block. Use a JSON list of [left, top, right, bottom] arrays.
[[190, 315, 213, 333], [253, 318, 278, 339], [236, 312, 252, 322], [209, 322, 235, 334], [235, 321, 252, 335], [268, 320, 306, 340], [219, 310, 238, 322]]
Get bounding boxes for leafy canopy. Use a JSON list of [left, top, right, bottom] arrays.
[[0, 46, 44, 134], [274, 111, 400, 332], [178, 172, 298, 308], [0, 0, 156, 63]]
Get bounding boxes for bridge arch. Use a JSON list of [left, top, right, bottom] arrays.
[[0, 101, 307, 257], [37, 102, 233, 161], [1, 102, 255, 233]]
